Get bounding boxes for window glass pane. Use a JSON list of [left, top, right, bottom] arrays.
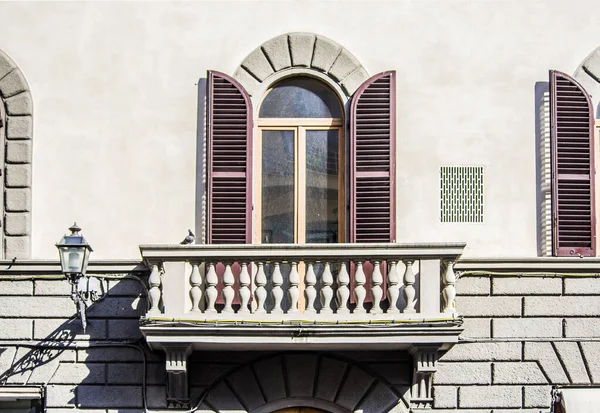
[[259, 78, 342, 118], [306, 129, 339, 243], [262, 130, 295, 243]]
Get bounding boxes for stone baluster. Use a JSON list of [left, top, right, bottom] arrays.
[[386, 260, 400, 313], [336, 262, 350, 314], [305, 262, 317, 315], [254, 262, 267, 314], [222, 263, 235, 313], [354, 261, 366, 314], [238, 262, 251, 314], [320, 262, 334, 314], [371, 260, 383, 314], [288, 261, 300, 313], [205, 262, 218, 314], [189, 263, 202, 312], [442, 260, 457, 313], [148, 264, 162, 315], [402, 260, 417, 313], [271, 262, 284, 314]]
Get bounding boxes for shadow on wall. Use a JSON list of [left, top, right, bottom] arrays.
[[196, 78, 207, 244], [534, 81, 550, 257], [0, 275, 165, 412]]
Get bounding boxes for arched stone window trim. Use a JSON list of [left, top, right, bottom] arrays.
[[0, 50, 33, 259], [232, 32, 371, 101]]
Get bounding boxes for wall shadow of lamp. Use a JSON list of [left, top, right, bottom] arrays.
[[56, 223, 106, 332]]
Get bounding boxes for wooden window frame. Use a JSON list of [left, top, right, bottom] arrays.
[[254, 119, 346, 244]]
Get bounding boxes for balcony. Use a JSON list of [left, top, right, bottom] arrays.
[[139, 242, 466, 352]]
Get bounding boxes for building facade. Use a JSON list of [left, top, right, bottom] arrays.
[[1, 1, 600, 412]]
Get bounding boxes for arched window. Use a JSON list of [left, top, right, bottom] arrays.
[[257, 77, 344, 244]]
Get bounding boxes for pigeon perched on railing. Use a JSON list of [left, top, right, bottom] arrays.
[[180, 229, 195, 245]]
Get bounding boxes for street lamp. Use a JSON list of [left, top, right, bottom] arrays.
[[56, 223, 102, 332]]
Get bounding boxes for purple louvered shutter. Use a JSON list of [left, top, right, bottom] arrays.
[[207, 71, 253, 244], [350, 71, 396, 243], [550, 70, 596, 256]]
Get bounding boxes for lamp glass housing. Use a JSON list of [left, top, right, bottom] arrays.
[[56, 226, 93, 275]]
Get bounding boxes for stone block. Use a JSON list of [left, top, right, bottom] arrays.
[[493, 277, 562, 295], [34, 280, 71, 296], [493, 362, 547, 384], [285, 354, 317, 397], [311, 35, 341, 72], [0, 279, 32, 295], [341, 66, 370, 95], [554, 341, 590, 384], [253, 356, 286, 402], [5, 164, 32, 188], [77, 347, 142, 363], [524, 342, 569, 384], [45, 385, 76, 408], [565, 318, 600, 337], [525, 296, 600, 316], [232, 66, 260, 96], [524, 385, 552, 408], [0, 70, 28, 98], [457, 276, 490, 295], [369, 362, 410, 385], [0, 296, 74, 317], [107, 363, 143, 384], [583, 48, 600, 81], [0, 347, 17, 373], [108, 319, 142, 339], [85, 296, 144, 318], [4, 91, 32, 115], [34, 318, 107, 340], [5, 188, 31, 212], [3, 347, 33, 383], [328, 49, 361, 81], [6, 140, 32, 164], [315, 356, 348, 402], [4, 213, 30, 236], [189, 362, 238, 386], [0, 52, 15, 79], [456, 296, 521, 317], [289, 32, 315, 67], [241, 48, 274, 82], [336, 365, 376, 411], [580, 342, 600, 383], [146, 363, 166, 385], [564, 278, 600, 295], [0, 318, 32, 339], [77, 386, 143, 408], [262, 34, 291, 71], [434, 362, 491, 384], [51, 363, 106, 384], [146, 385, 167, 409], [433, 386, 458, 408], [356, 381, 401, 413], [6, 115, 32, 140], [458, 386, 521, 408], [4, 235, 30, 258], [442, 342, 521, 361], [107, 278, 144, 296], [27, 350, 76, 383], [492, 318, 562, 338], [223, 365, 264, 411], [462, 318, 491, 338]]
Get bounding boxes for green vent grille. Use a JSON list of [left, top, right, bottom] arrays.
[[440, 166, 484, 223]]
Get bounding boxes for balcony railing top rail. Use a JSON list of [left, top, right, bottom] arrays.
[[139, 242, 467, 263]]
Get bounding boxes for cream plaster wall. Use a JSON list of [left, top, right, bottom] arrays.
[[0, 0, 598, 259]]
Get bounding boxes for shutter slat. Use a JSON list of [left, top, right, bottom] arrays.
[[350, 71, 396, 243], [550, 70, 595, 256], [208, 71, 253, 244]]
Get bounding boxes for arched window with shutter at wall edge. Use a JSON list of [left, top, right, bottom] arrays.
[[550, 70, 596, 257]]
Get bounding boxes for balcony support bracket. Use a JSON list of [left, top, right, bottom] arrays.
[[164, 344, 192, 408], [409, 345, 440, 410]]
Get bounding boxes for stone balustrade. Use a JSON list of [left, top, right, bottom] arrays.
[[140, 243, 465, 321]]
